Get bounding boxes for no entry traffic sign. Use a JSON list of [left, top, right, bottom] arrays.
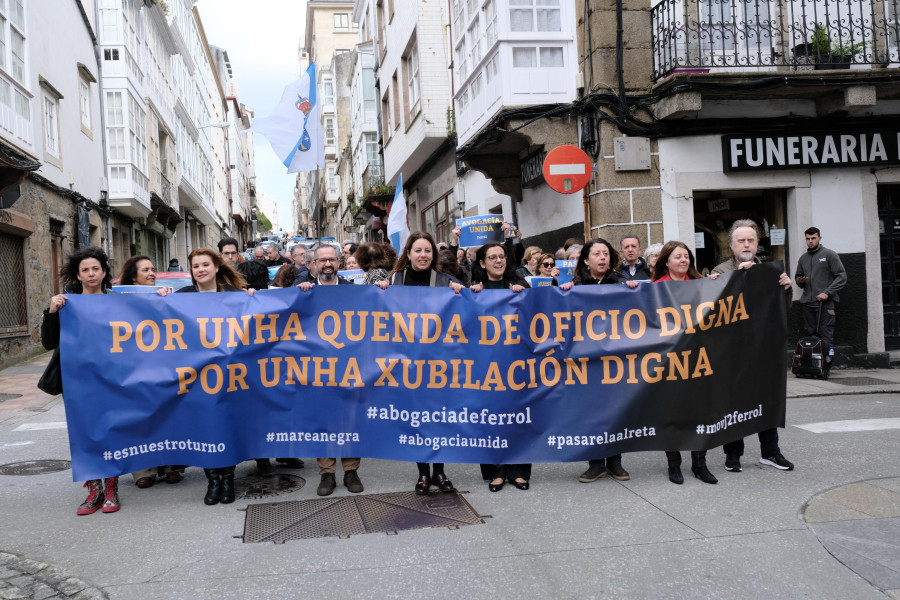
[[542, 145, 592, 194]]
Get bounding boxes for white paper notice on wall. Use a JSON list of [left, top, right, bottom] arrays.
[[770, 229, 785, 245], [694, 232, 705, 249]]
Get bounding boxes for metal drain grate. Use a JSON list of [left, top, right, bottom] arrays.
[[829, 377, 896, 387], [242, 490, 486, 543], [0, 460, 71, 475]]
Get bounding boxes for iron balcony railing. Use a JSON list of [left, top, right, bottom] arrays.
[[652, 0, 900, 80]]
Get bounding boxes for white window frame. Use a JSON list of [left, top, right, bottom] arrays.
[[42, 92, 60, 161], [325, 116, 335, 145], [406, 44, 420, 116], [79, 78, 92, 132], [323, 76, 334, 106], [334, 13, 350, 31]]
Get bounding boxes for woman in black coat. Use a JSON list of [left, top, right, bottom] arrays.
[[376, 232, 464, 494], [470, 242, 531, 492], [42, 247, 122, 515]]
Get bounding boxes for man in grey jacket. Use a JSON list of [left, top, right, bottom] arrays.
[[795, 227, 847, 364]]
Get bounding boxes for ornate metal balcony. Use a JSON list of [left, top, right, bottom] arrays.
[[652, 0, 900, 80]]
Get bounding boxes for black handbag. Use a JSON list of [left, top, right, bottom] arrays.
[[37, 349, 63, 395]]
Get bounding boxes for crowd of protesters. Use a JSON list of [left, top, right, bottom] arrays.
[[43, 218, 804, 515]]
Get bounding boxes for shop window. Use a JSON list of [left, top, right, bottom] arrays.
[[0, 232, 27, 336]]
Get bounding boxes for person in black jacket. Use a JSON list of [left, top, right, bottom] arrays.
[[560, 239, 633, 483], [42, 247, 122, 515], [470, 242, 531, 491], [376, 232, 464, 494], [163, 248, 250, 505]]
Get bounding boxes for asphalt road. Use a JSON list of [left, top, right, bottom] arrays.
[[1, 355, 898, 599]]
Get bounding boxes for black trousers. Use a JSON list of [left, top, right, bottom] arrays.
[[802, 299, 836, 350], [416, 462, 445, 477], [480, 463, 531, 481], [587, 454, 623, 469], [722, 428, 780, 458]]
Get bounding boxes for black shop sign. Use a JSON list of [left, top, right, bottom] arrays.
[[722, 130, 900, 172]]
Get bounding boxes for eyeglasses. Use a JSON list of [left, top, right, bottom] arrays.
[[485, 254, 506, 262], [316, 257, 338, 263], [541, 262, 555, 268]]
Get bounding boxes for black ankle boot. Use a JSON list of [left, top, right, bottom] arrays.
[[666, 451, 683, 485], [204, 469, 222, 505], [220, 470, 236, 504], [691, 451, 718, 484]]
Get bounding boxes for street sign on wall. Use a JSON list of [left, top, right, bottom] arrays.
[[542, 145, 592, 194]]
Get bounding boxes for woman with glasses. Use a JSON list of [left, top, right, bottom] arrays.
[[470, 242, 531, 491], [118, 255, 186, 488], [375, 232, 464, 494]]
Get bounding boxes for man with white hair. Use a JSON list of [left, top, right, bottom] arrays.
[[712, 219, 795, 473]]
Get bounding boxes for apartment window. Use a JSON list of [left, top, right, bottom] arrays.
[[381, 91, 392, 141], [471, 72, 483, 98], [79, 79, 91, 131], [456, 38, 467, 80], [104, 48, 120, 61], [335, 49, 350, 55], [42, 93, 60, 159], [334, 13, 350, 31], [540, 46, 564, 67], [323, 76, 334, 105], [468, 17, 482, 65], [485, 53, 499, 83], [9, 22, 23, 83], [512, 47, 537, 67], [377, 0, 386, 57], [510, 0, 561, 33], [106, 91, 125, 160], [405, 44, 420, 116], [128, 94, 147, 175], [365, 132, 379, 167], [421, 191, 453, 244], [327, 167, 337, 193], [485, 0, 498, 45], [325, 117, 335, 145], [453, 0, 464, 38], [391, 72, 400, 130], [458, 89, 468, 112], [0, 16, 6, 71], [363, 68, 376, 111]]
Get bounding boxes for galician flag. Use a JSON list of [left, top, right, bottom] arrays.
[[387, 173, 409, 249], [244, 63, 325, 174]]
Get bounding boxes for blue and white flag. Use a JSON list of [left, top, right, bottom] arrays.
[[387, 173, 409, 250], [244, 63, 325, 174]]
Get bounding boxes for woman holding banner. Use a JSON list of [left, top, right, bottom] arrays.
[[118, 256, 187, 488], [560, 239, 633, 483], [159, 248, 250, 504], [649, 241, 719, 485], [376, 232, 464, 494], [470, 242, 532, 491], [42, 247, 123, 515]]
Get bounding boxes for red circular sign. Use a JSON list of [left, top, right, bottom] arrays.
[[542, 145, 592, 194]]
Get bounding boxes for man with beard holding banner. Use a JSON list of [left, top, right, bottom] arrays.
[[712, 219, 795, 473], [297, 245, 362, 496]]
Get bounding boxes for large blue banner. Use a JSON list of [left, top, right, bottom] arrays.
[[59, 264, 788, 481]]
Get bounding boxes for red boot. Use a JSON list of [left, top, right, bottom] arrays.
[[76, 479, 104, 515], [101, 476, 120, 513]]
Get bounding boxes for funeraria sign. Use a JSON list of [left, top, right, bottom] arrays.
[[722, 130, 900, 172]]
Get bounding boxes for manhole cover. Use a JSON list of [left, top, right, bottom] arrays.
[[0, 393, 22, 402], [829, 377, 895, 386], [243, 490, 485, 543], [0, 460, 71, 475], [236, 473, 305, 500]]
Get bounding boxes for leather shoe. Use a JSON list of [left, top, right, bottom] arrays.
[[488, 478, 504, 492], [343, 470, 364, 493], [276, 458, 305, 468], [135, 476, 155, 489], [432, 473, 455, 493], [511, 478, 529, 491], [415, 475, 431, 495], [317, 473, 336, 496], [164, 470, 182, 484], [256, 458, 275, 477]]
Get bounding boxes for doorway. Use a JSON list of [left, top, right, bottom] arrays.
[[878, 185, 900, 349], [692, 189, 788, 275]]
